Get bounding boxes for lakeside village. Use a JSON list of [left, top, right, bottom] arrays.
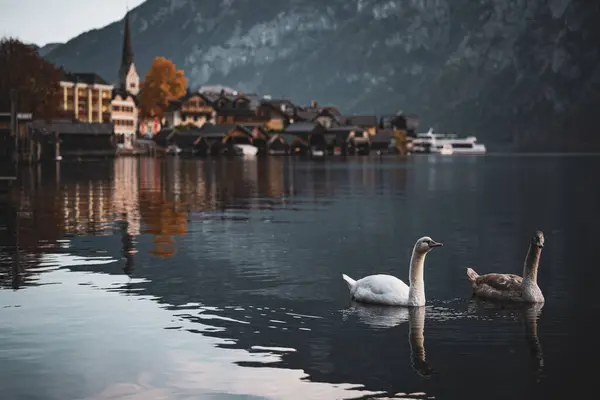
[[1, 13, 486, 167]]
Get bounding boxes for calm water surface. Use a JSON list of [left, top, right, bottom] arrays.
[[1, 155, 598, 400]]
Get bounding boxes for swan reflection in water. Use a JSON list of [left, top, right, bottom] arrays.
[[345, 301, 433, 378], [468, 299, 544, 380]]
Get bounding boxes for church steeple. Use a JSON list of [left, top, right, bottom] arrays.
[[120, 11, 133, 72], [118, 11, 139, 95]]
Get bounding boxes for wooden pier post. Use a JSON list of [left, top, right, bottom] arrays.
[[54, 131, 61, 160], [10, 89, 18, 165]]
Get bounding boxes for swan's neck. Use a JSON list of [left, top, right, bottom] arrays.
[[408, 250, 426, 305], [523, 244, 542, 283]]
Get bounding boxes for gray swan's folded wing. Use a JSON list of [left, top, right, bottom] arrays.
[[476, 273, 523, 292]]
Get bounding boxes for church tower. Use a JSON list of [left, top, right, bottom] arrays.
[[118, 11, 139, 96], [111, 10, 140, 149]]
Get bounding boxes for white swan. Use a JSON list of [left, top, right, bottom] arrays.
[[342, 236, 443, 306]]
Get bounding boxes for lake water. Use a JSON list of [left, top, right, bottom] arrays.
[[0, 155, 598, 400]]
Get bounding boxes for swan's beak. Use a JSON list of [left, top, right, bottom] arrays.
[[429, 241, 443, 248]]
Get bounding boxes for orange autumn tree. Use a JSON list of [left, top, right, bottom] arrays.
[[139, 56, 187, 119]]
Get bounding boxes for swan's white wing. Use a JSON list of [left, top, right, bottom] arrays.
[[353, 274, 410, 306]]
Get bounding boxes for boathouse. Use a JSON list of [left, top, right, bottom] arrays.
[[326, 126, 370, 155], [28, 119, 116, 159], [282, 122, 327, 155], [370, 129, 397, 153]]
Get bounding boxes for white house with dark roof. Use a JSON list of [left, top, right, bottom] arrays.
[[110, 11, 139, 149]]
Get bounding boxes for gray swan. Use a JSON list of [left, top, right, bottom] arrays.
[[466, 231, 545, 303]]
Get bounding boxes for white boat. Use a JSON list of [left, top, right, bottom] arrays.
[[439, 144, 454, 155], [411, 128, 486, 155], [234, 144, 258, 156], [311, 148, 325, 157]]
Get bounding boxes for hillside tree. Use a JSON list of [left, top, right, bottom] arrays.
[[0, 37, 63, 120], [139, 57, 187, 119]]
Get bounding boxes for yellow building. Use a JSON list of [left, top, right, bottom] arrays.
[[59, 72, 113, 123]]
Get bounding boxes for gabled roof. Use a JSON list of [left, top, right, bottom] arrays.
[[112, 88, 139, 105], [166, 92, 216, 112], [260, 99, 296, 116], [194, 123, 239, 138], [313, 108, 344, 125], [201, 92, 221, 103], [171, 132, 202, 147], [294, 110, 319, 122], [61, 71, 110, 85], [258, 102, 292, 119], [233, 93, 261, 109], [216, 108, 258, 118], [198, 85, 238, 95], [153, 128, 176, 144], [321, 106, 342, 116], [178, 91, 215, 104], [284, 122, 319, 133], [276, 133, 309, 146], [371, 128, 395, 143], [214, 93, 235, 105], [326, 125, 364, 134], [344, 115, 378, 127]]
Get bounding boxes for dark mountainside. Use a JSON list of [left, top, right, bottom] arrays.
[[37, 43, 63, 58], [43, 0, 600, 151]]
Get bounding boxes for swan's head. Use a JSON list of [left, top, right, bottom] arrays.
[[531, 230, 545, 249], [415, 236, 443, 254]]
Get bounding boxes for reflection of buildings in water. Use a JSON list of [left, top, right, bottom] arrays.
[[112, 158, 141, 236], [0, 197, 20, 289], [173, 157, 182, 203], [310, 162, 333, 199], [139, 157, 162, 193], [62, 180, 113, 235], [254, 157, 286, 199], [282, 158, 296, 196], [119, 216, 136, 276], [425, 155, 439, 193], [419, 156, 482, 194], [14, 164, 67, 248], [348, 157, 376, 195], [198, 158, 287, 210], [132, 156, 291, 257], [138, 179, 188, 258]]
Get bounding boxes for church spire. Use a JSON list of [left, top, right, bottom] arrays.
[[119, 11, 134, 90]]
